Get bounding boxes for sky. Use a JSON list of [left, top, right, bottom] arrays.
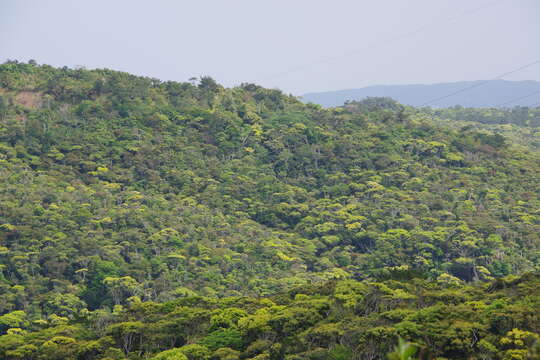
[[1, 0, 539, 94]]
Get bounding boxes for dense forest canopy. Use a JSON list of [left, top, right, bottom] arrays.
[[424, 106, 540, 128], [0, 61, 539, 359]]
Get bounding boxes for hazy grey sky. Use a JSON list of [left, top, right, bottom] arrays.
[[1, 0, 539, 94]]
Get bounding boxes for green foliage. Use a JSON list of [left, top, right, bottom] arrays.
[[387, 338, 417, 360], [0, 61, 539, 359], [152, 347, 189, 360], [200, 328, 243, 351], [178, 344, 211, 360], [0, 273, 536, 359]]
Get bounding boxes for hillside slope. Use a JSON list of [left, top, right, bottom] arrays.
[[0, 61, 540, 359], [302, 80, 540, 108], [0, 61, 539, 310]]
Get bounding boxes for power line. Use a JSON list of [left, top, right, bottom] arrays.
[[419, 59, 540, 107], [495, 89, 540, 107], [255, 0, 505, 83]]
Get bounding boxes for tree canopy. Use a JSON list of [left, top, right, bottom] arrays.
[[0, 61, 539, 358]]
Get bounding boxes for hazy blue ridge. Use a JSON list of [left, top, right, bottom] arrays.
[[301, 80, 540, 108]]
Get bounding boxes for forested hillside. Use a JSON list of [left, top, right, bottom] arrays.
[[0, 62, 539, 359], [426, 106, 540, 152], [424, 106, 540, 128]]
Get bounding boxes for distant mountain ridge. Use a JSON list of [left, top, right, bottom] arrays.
[[301, 80, 540, 108]]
